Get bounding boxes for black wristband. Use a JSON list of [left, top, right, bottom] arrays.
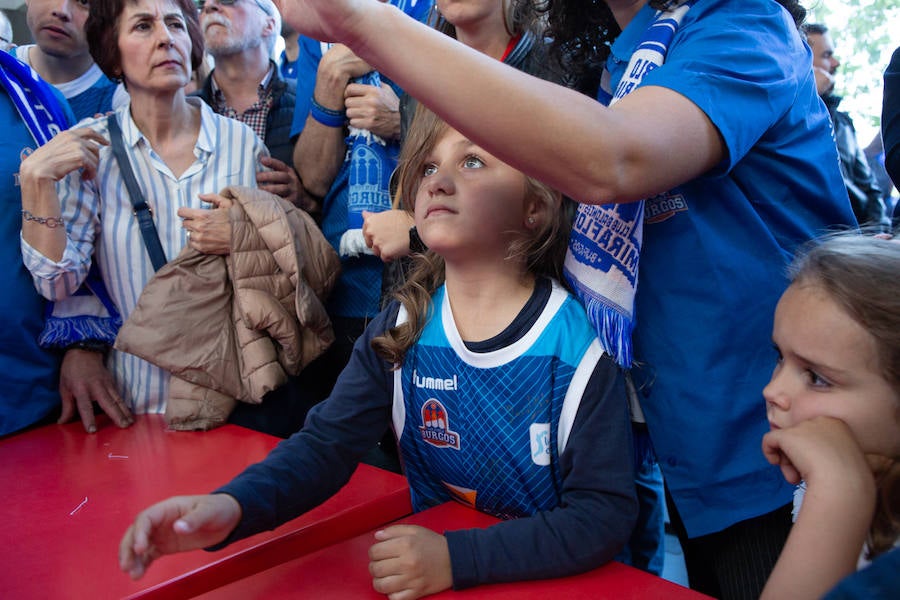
[[408, 226, 427, 254], [64, 340, 109, 354]]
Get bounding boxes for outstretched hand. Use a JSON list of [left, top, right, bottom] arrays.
[[119, 494, 242, 580], [368, 524, 452, 600]]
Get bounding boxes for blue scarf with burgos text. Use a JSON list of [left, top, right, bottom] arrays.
[[563, 0, 693, 367], [338, 0, 432, 257]]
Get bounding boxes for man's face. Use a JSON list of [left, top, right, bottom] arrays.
[[24, 0, 91, 59], [807, 32, 840, 96], [200, 0, 269, 57], [808, 32, 840, 75]]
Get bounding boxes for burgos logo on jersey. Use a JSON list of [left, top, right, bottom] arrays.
[[419, 399, 460, 450]]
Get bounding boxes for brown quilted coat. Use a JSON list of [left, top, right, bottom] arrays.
[[115, 186, 340, 430]]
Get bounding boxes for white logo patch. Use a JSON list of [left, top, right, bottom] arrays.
[[529, 423, 551, 466]]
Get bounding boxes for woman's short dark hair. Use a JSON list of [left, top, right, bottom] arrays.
[[86, 0, 205, 83]]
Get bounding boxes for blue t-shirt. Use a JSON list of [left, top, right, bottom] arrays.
[[278, 49, 298, 84], [66, 76, 118, 122], [290, 1, 432, 319], [607, 0, 857, 537], [0, 87, 74, 436], [823, 547, 900, 600]]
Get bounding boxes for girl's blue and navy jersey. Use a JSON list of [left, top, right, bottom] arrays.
[[394, 281, 601, 519]]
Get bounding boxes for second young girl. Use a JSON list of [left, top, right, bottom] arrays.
[[118, 107, 638, 599], [761, 234, 900, 599]]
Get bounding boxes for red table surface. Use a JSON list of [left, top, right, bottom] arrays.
[[0, 414, 411, 600], [193, 501, 712, 600]]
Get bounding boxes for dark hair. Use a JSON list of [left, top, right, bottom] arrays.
[[547, 0, 808, 93], [86, 0, 205, 83], [372, 105, 570, 365], [799, 22, 827, 37], [788, 232, 900, 558]]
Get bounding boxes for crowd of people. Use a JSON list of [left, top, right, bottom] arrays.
[[1, 0, 898, 599]]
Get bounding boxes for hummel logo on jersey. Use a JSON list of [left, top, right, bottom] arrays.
[[419, 399, 461, 450], [413, 369, 458, 391]]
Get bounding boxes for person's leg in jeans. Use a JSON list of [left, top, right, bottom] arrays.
[[617, 423, 666, 575]]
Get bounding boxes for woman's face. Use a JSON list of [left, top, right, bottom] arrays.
[[117, 0, 193, 95], [437, 0, 504, 30]]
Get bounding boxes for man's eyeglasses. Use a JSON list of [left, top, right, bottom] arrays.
[[196, 0, 273, 17]]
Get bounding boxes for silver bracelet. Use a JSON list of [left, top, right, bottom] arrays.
[[22, 209, 65, 228]]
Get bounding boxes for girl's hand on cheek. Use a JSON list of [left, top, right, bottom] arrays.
[[762, 417, 873, 489], [368, 524, 452, 600]]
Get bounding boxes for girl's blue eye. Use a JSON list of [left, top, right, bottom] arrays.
[[423, 163, 437, 177], [463, 155, 484, 169], [75, 0, 89, 8]]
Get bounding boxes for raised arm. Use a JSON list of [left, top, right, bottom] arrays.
[[276, 0, 722, 205], [293, 44, 373, 197]]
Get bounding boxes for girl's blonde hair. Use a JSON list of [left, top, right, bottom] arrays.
[[789, 232, 900, 557], [371, 105, 569, 365]]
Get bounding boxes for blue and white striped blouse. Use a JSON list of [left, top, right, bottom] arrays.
[[22, 98, 268, 414]]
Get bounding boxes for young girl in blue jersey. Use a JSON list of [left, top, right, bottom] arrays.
[[119, 107, 637, 599], [759, 234, 900, 599]]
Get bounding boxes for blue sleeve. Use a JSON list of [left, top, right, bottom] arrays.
[[641, 0, 810, 173], [823, 547, 900, 600], [289, 36, 324, 141], [211, 303, 400, 545], [444, 355, 638, 588]]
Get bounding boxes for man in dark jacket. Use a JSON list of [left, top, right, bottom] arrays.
[[195, 0, 311, 210], [803, 23, 889, 230]]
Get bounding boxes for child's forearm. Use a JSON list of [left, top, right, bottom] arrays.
[[761, 472, 875, 599]]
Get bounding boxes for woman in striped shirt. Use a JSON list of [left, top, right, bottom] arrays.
[[19, 0, 267, 430]]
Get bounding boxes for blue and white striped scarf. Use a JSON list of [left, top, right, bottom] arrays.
[[0, 51, 122, 348], [563, 0, 693, 367], [0, 51, 68, 144], [339, 69, 402, 256]]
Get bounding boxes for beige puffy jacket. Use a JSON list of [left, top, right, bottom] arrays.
[[115, 187, 340, 430]]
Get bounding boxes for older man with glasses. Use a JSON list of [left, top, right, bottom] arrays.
[[194, 0, 311, 209]]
